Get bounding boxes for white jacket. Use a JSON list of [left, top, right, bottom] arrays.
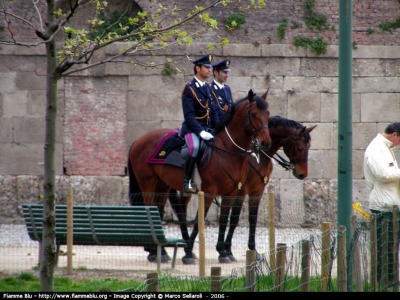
[[363, 133, 400, 212]]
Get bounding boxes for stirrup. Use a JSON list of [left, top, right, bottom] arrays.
[[183, 180, 198, 194]]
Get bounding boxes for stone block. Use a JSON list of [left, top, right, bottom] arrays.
[[265, 92, 287, 117], [267, 57, 301, 76], [352, 179, 370, 206], [279, 179, 305, 227], [105, 56, 168, 76], [222, 44, 261, 57], [352, 150, 365, 180], [386, 59, 400, 77], [128, 74, 185, 92], [287, 92, 321, 123], [322, 150, 337, 179], [360, 93, 400, 122], [0, 118, 13, 143], [16, 72, 46, 90], [0, 73, 16, 93], [26, 90, 65, 117], [12, 116, 63, 143], [305, 122, 333, 150], [126, 120, 163, 150], [225, 76, 252, 94], [300, 58, 338, 77], [0, 56, 36, 72], [320, 93, 361, 123], [307, 150, 324, 179], [3, 91, 28, 117], [353, 59, 385, 76], [0, 143, 63, 175], [127, 90, 182, 121], [353, 77, 400, 93], [353, 46, 400, 59], [352, 123, 376, 150], [261, 44, 306, 57]]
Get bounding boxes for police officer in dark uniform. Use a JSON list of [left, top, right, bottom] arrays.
[[211, 59, 233, 120], [180, 54, 219, 195]]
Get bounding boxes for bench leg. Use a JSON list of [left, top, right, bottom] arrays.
[[157, 245, 161, 271], [55, 242, 60, 267], [171, 244, 178, 269]]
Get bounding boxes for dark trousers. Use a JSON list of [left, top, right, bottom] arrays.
[[371, 209, 399, 282]]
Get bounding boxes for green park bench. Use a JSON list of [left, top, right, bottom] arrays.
[[21, 204, 186, 270]]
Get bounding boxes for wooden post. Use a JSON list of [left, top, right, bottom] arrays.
[[268, 192, 276, 273], [320, 222, 331, 292], [246, 250, 257, 292], [337, 225, 347, 292], [147, 272, 159, 292], [67, 187, 73, 275], [274, 243, 286, 292], [392, 206, 399, 292], [381, 219, 389, 288], [301, 239, 310, 292], [351, 215, 362, 291], [210, 267, 221, 292], [198, 191, 205, 277], [370, 213, 378, 291]]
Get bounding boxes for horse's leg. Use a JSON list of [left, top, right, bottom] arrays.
[[143, 187, 170, 263], [216, 196, 234, 263], [224, 195, 245, 262], [248, 195, 262, 260], [168, 189, 194, 263], [183, 195, 213, 265]]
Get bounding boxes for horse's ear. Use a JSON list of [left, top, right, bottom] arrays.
[[248, 89, 255, 102], [261, 88, 269, 100], [307, 125, 317, 133]]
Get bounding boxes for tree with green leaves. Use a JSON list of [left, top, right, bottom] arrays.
[[0, 0, 266, 292]]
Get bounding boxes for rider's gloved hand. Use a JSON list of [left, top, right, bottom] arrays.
[[200, 130, 214, 140]]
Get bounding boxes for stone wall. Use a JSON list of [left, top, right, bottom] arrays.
[[1, 0, 400, 226]]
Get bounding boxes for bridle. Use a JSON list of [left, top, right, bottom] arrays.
[[263, 126, 309, 171]]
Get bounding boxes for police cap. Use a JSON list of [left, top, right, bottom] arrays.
[[192, 55, 213, 67], [212, 59, 230, 72]]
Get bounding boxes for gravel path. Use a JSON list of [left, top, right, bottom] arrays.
[[0, 224, 321, 278]]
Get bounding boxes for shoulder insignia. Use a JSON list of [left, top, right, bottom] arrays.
[[213, 84, 218, 90], [195, 82, 200, 88], [389, 162, 394, 167]]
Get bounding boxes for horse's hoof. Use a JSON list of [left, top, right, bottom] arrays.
[[147, 254, 156, 263], [228, 255, 238, 262], [192, 252, 198, 259], [218, 256, 231, 264], [182, 257, 196, 265], [147, 254, 168, 263]]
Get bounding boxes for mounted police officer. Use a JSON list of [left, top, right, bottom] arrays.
[[211, 59, 233, 120], [180, 54, 219, 195]]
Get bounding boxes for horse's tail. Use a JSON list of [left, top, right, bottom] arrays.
[[127, 142, 144, 206]]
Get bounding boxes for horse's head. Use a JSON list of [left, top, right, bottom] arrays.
[[281, 124, 316, 179], [245, 89, 271, 151]]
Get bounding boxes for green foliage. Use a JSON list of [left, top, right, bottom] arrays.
[[89, 11, 140, 41], [366, 28, 374, 35], [291, 21, 301, 30], [353, 41, 358, 50], [303, 0, 327, 31], [378, 16, 400, 33], [303, 0, 315, 11], [277, 19, 288, 41], [293, 36, 327, 55], [224, 13, 246, 30], [161, 62, 178, 76], [0, 273, 143, 292]]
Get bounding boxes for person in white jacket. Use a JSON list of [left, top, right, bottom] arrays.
[[363, 122, 400, 283]]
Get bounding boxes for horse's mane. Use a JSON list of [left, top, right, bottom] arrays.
[[213, 94, 269, 135], [269, 115, 311, 141]]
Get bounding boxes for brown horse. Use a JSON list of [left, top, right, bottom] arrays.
[[221, 115, 317, 262], [128, 89, 271, 264]]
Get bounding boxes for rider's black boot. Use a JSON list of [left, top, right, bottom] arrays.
[[183, 156, 198, 195]]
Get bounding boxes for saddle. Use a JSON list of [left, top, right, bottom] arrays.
[[145, 130, 211, 169]]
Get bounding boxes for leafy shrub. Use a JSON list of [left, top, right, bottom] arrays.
[[224, 13, 246, 30]]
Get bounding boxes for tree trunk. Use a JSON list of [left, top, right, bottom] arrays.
[[41, 0, 59, 292]]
